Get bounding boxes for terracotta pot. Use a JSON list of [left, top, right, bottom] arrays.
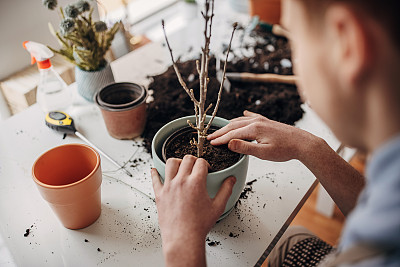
[[95, 82, 148, 140], [249, 0, 281, 24], [32, 144, 102, 229], [152, 115, 249, 220]]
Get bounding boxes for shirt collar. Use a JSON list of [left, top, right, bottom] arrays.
[[367, 134, 400, 184]]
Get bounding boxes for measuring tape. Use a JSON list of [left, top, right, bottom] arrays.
[[45, 111, 76, 134]]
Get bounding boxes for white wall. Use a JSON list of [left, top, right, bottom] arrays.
[[0, 0, 101, 119], [0, 0, 99, 81]]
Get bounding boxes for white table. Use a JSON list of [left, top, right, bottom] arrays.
[[0, 49, 340, 267], [0, 4, 342, 265]]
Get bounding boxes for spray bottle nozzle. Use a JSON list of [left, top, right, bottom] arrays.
[[23, 41, 54, 69]]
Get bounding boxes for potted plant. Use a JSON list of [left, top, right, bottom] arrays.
[[42, 0, 121, 102], [151, 0, 249, 219]]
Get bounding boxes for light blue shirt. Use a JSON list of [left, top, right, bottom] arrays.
[[339, 135, 400, 266]]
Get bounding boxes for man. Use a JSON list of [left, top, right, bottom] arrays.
[[151, 0, 400, 266]]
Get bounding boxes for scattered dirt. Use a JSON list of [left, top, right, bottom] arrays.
[[229, 232, 239, 238], [206, 237, 221, 247], [23, 224, 35, 237], [236, 179, 257, 207], [143, 27, 303, 152], [23, 228, 30, 237]]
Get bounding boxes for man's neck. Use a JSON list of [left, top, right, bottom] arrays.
[[364, 81, 400, 153]]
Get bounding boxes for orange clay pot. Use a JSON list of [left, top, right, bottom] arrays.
[[95, 82, 148, 140], [32, 144, 102, 229], [249, 0, 281, 25]]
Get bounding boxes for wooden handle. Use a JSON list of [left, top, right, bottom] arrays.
[[239, 73, 297, 85]]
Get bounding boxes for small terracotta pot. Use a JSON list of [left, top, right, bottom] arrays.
[[32, 144, 102, 229], [249, 0, 281, 24], [95, 82, 148, 140]]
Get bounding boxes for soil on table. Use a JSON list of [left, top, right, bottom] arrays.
[[143, 26, 304, 153], [165, 128, 241, 172]]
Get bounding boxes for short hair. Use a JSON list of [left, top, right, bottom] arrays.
[[297, 0, 400, 48]]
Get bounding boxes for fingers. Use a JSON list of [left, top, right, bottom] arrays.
[[177, 155, 197, 177], [210, 124, 256, 146], [213, 176, 236, 215], [208, 112, 266, 143], [228, 139, 270, 159], [191, 158, 210, 185], [151, 168, 163, 197], [165, 158, 182, 183], [243, 110, 262, 118], [208, 120, 250, 141], [230, 116, 251, 123]]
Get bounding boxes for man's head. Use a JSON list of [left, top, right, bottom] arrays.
[[281, 0, 400, 152]]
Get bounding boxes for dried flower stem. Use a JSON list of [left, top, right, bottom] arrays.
[[162, 0, 236, 157]]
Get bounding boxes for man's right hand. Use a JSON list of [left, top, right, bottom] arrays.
[[207, 110, 320, 162]]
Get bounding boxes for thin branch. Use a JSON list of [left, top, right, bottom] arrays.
[[196, 60, 201, 75], [204, 103, 213, 114], [187, 120, 201, 132], [162, 20, 200, 106], [194, 102, 199, 126], [208, 0, 215, 40], [205, 22, 238, 132]]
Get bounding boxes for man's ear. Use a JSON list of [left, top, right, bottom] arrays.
[[325, 4, 374, 90]]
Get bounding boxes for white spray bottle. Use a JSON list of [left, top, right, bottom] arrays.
[[23, 41, 72, 112]]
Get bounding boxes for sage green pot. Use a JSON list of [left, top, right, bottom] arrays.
[[75, 62, 114, 102], [151, 115, 249, 220]]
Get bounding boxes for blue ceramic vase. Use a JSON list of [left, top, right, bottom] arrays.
[[75, 62, 114, 102]]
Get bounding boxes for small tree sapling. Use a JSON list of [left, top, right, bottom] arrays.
[[162, 0, 237, 157]]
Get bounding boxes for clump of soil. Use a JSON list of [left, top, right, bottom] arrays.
[[206, 237, 220, 246], [164, 128, 240, 172], [236, 179, 257, 207], [23, 228, 30, 237], [143, 27, 303, 152]]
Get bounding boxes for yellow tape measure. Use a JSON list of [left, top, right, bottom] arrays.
[[45, 111, 76, 134]]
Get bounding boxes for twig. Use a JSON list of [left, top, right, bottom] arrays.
[[205, 22, 237, 132], [161, 20, 200, 106]]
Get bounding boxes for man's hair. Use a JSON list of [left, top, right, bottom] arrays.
[[298, 0, 400, 48]]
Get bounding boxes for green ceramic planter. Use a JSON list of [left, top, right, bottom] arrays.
[[151, 115, 249, 220]]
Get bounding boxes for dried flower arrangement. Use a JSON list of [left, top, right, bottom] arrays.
[[42, 0, 121, 71], [162, 0, 237, 157]]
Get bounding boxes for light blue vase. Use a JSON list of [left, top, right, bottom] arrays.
[[75, 62, 115, 102], [152, 115, 249, 220]]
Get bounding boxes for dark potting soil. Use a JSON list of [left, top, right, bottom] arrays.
[[165, 128, 240, 172], [143, 27, 304, 154]]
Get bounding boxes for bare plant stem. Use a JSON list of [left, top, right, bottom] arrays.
[[162, 0, 236, 157], [205, 22, 237, 133]]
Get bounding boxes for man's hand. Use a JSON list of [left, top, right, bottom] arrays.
[[151, 155, 236, 267], [208, 110, 317, 162], [209, 111, 365, 216]]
